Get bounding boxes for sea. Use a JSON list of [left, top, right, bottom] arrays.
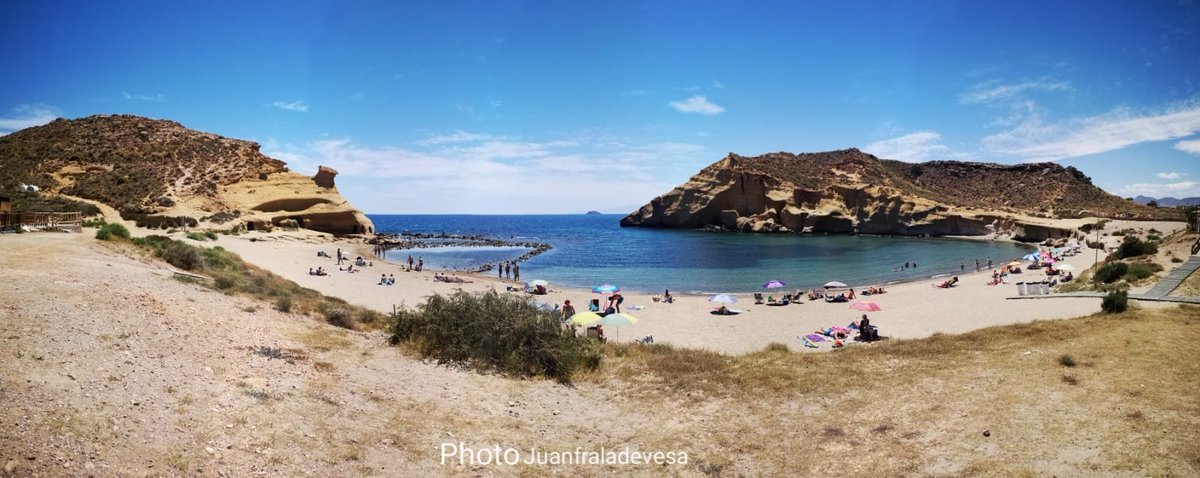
[[370, 214, 1034, 294]]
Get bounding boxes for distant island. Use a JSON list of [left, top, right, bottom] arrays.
[[585, 210, 602, 215]]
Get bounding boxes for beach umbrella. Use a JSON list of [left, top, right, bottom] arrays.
[[1055, 263, 1075, 271], [762, 280, 787, 289], [1008, 261, 1022, 267], [708, 294, 738, 304], [528, 279, 549, 287], [568, 311, 603, 325], [597, 313, 638, 326], [823, 281, 848, 289], [1022, 252, 1040, 261], [850, 300, 882, 312], [1042, 257, 1057, 264], [593, 284, 621, 294]]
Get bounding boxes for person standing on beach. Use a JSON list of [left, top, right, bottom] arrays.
[[407, 255, 414, 271], [975, 259, 981, 272], [961, 261, 965, 272], [561, 300, 575, 321], [417, 257, 423, 272], [514, 263, 520, 282], [498, 262, 503, 278], [505, 262, 511, 280], [987, 257, 993, 269], [337, 248, 343, 265]]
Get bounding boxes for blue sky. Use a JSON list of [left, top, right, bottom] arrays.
[[2, 0, 1199, 213]]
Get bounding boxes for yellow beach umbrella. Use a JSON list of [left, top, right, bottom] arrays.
[[597, 313, 638, 326], [569, 311, 603, 325]]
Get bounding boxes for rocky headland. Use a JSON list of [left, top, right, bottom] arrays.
[[621, 149, 1178, 242], [0, 114, 374, 235]]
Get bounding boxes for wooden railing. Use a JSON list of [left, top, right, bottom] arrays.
[[0, 212, 83, 232]]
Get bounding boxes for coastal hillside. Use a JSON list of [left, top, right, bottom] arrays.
[[0, 114, 373, 234], [622, 149, 1179, 241]]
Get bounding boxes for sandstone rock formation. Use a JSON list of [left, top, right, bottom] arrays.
[[622, 149, 1174, 241], [0, 114, 374, 235]]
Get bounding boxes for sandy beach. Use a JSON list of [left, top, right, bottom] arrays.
[[214, 219, 1187, 354]]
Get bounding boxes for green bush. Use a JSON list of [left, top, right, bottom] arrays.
[[162, 241, 202, 270], [94, 223, 130, 241], [1093, 262, 1129, 284], [1113, 236, 1158, 259], [1124, 262, 1162, 281], [204, 231, 218, 241], [275, 296, 293, 313], [186, 231, 207, 241], [389, 290, 602, 382], [82, 218, 106, 228], [1058, 354, 1077, 367], [324, 307, 357, 330], [1101, 290, 1128, 314]]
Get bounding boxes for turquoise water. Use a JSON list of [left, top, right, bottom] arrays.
[[370, 214, 1033, 294]]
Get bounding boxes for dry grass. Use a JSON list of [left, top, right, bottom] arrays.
[[591, 305, 1200, 476]]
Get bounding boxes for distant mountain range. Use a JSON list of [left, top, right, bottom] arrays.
[[1132, 195, 1200, 207]]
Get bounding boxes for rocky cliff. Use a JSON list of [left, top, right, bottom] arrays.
[[0, 114, 373, 235], [621, 149, 1175, 241]]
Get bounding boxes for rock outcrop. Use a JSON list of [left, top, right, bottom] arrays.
[[622, 149, 1174, 241], [0, 114, 373, 235]]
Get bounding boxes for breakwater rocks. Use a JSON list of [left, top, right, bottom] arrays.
[[368, 232, 552, 272]]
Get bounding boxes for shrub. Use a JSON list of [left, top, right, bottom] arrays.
[[764, 342, 790, 353], [1101, 290, 1128, 314], [1124, 262, 1162, 281], [162, 241, 202, 270], [82, 218, 106, 228], [1113, 236, 1158, 259], [1093, 262, 1129, 284], [204, 231, 218, 241], [1058, 354, 1077, 367], [214, 276, 236, 290], [1086, 241, 1104, 250], [389, 290, 602, 382], [94, 223, 130, 241], [1172, 257, 1183, 263], [275, 296, 293, 313], [186, 232, 207, 241], [324, 307, 357, 330]]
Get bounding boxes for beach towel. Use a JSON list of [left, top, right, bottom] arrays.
[[805, 333, 828, 342], [628, 305, 644, 311]]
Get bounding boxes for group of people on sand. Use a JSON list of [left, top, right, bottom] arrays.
[[308, 267, 328, 276], [496, 261, 520, 281], [935, 276, 960, 288], [378, 273, 395, 285], [406, 255, 423, 272], [434, 272, 471, 283]]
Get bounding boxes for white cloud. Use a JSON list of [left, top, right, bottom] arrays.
[[1157, 172, 1185, 180], [712, 80, 725, 89], [271, 100, 310, 112], [959, 79, 1072, 104], [981, 101, 1200, 161], [122, 91, 166, 102], [416, 130, 496, 145], [668, 95, 725, 115], [863, 131, 951, 162], [1118, 181, 1200, 198], [262, 133, 704, 214], [1175, 139, 1200, 154], [0, 104, 59, 135]]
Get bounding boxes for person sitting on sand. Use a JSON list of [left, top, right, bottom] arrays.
[[379, 273, 388, 285], [316, 267, 327, 276], [663, 290, 673, 303], [309, 268, 315, 275], [858, 314, 878, 342]]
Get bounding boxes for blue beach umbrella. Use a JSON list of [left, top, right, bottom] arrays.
[[762, 280, 787, 289], [1023, 252, 1040, 261], [708, 294, 738, 304], [593, 284, 621, 294]]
